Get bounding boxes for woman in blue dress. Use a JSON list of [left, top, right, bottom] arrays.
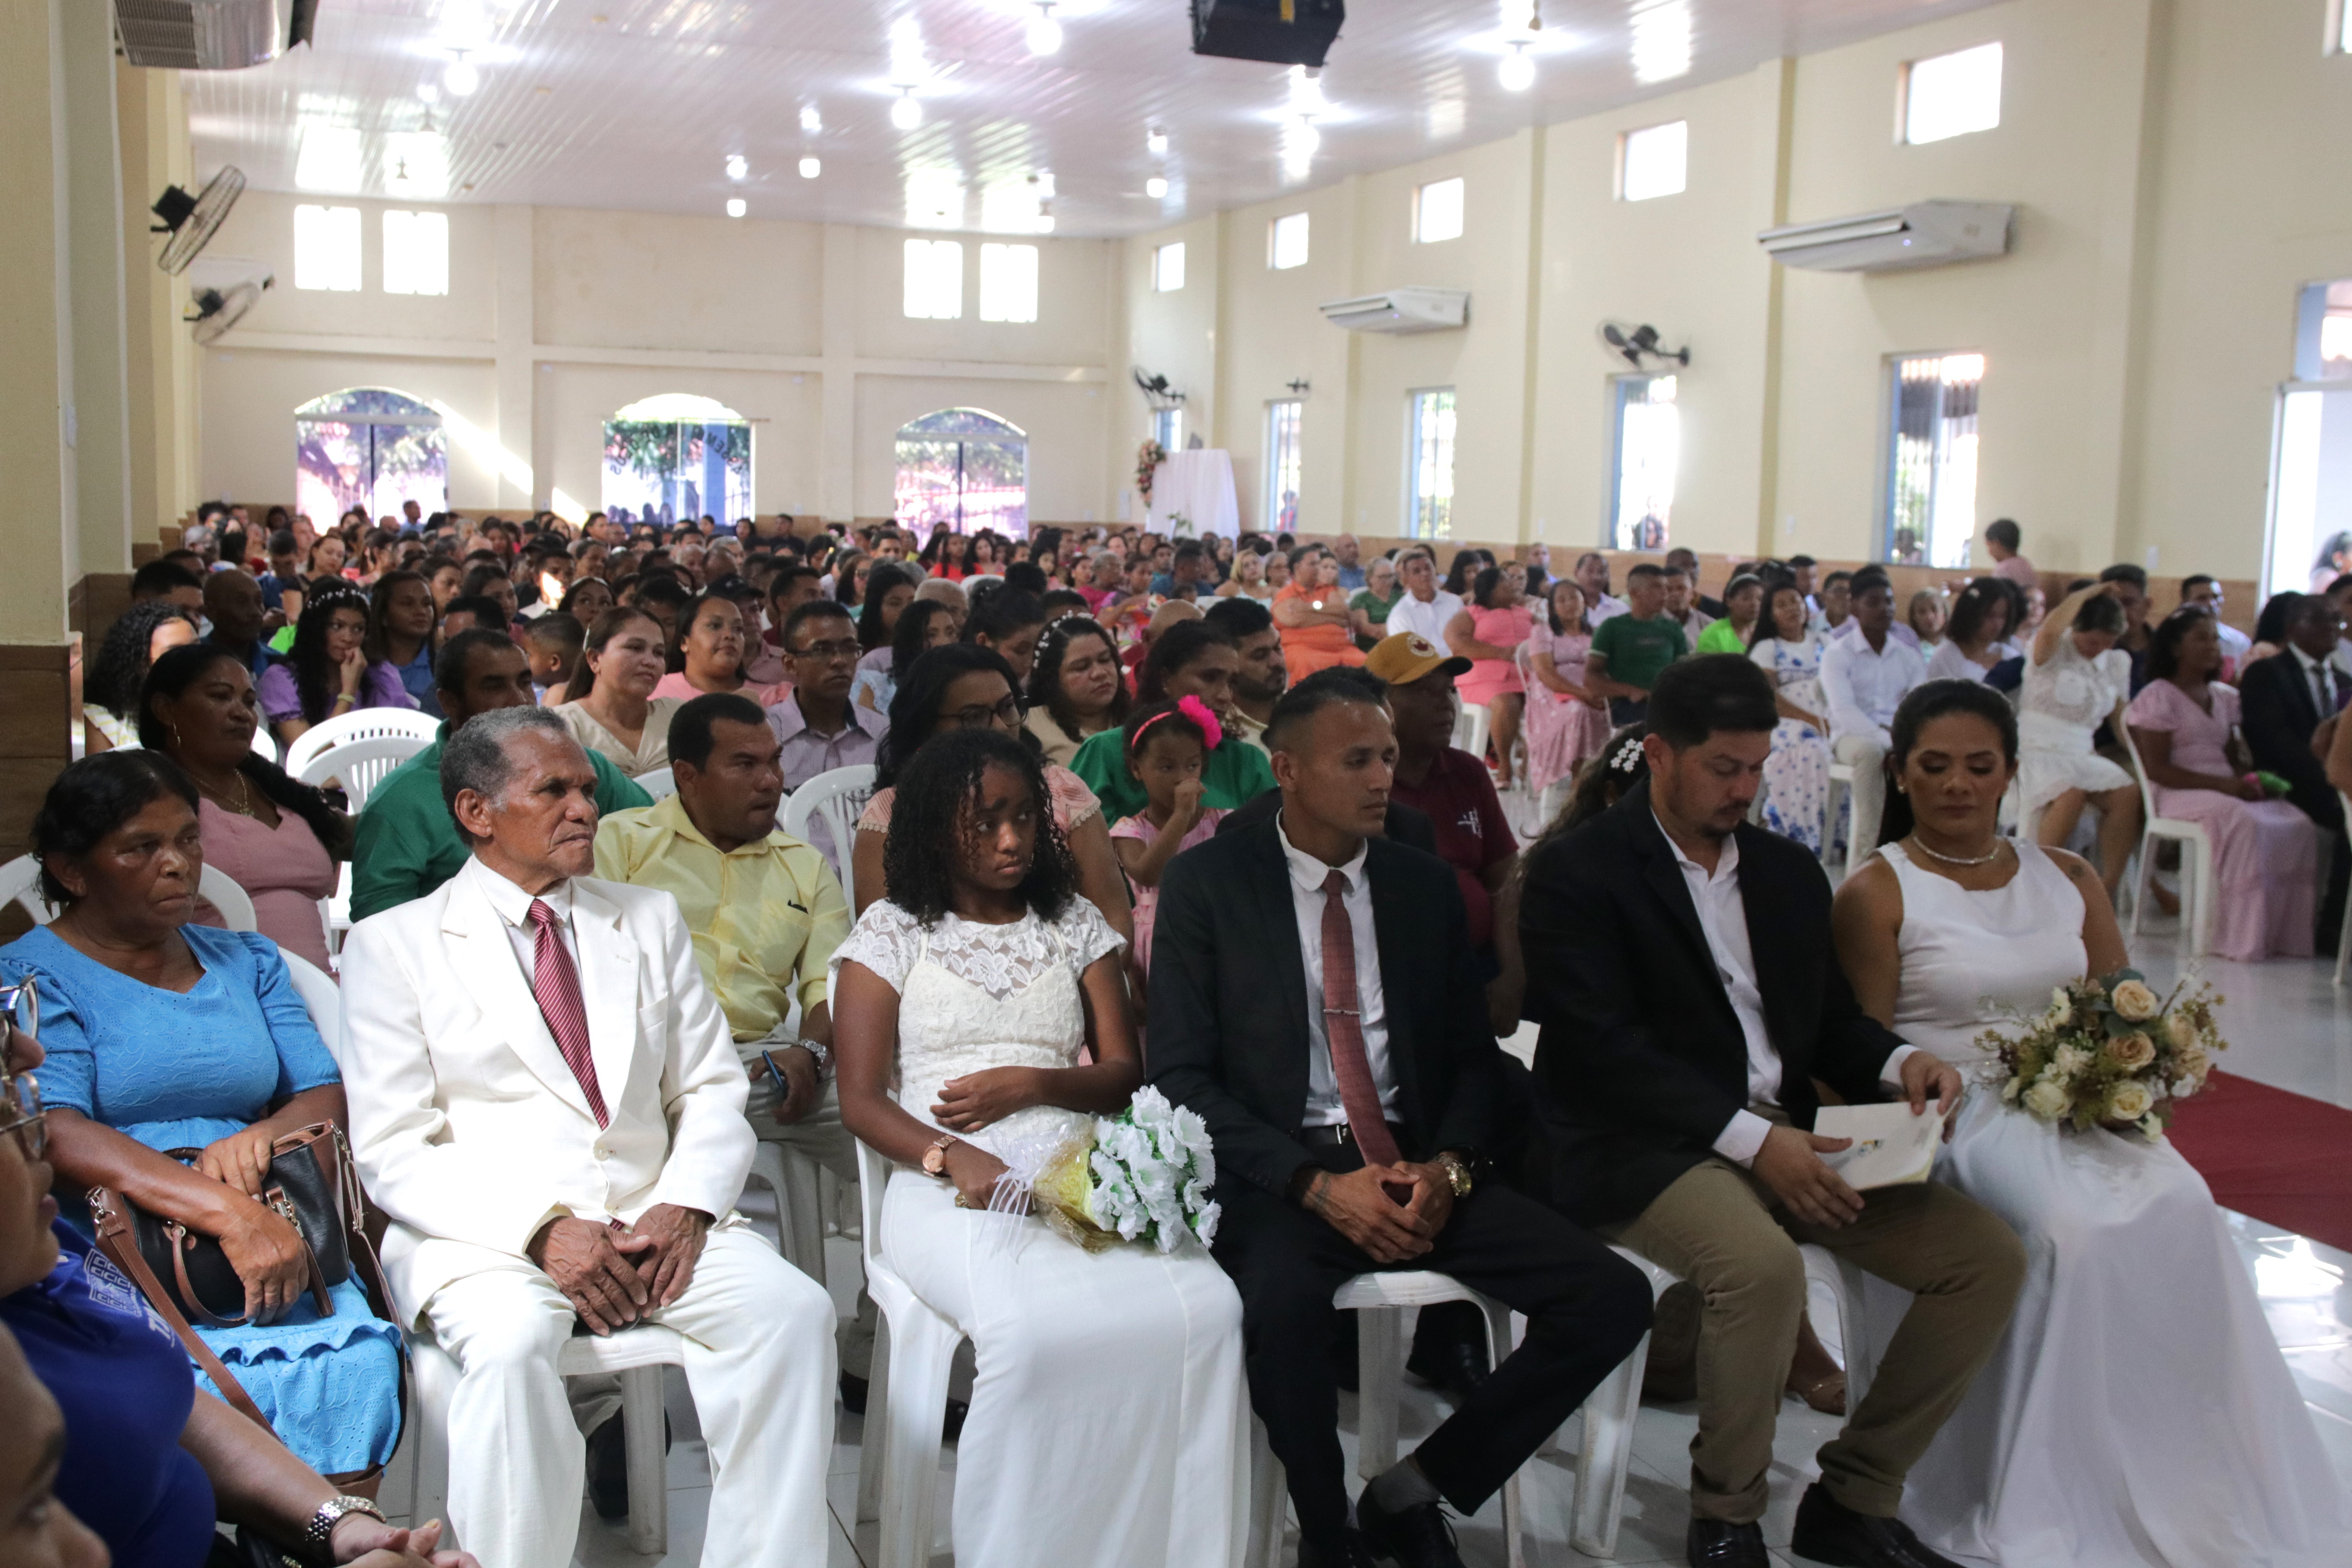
[[0, 751, 401, 1480]]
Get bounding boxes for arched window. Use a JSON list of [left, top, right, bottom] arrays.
[[295, 388, 447, 526], [895, 408, 1027, 536], [602, 394, 752, 526]]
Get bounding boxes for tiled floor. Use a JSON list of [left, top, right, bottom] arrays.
[[373, 889, 2352, 1566]]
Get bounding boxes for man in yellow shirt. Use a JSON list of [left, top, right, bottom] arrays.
[[593, 692, 872, 1394]]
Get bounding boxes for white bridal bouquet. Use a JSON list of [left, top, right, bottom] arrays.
[[1026, 1087, 1221, 1254], [1975, 968, 2227, 1141]]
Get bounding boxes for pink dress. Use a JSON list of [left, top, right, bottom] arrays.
[[650, 670, 793, 708], [1517, 626, 1610, 796], [1107, 809, 1228, 973], [2124, 679, 2317, 961], [1454, 604, 1534, 706], [193, 797, 339, 973]]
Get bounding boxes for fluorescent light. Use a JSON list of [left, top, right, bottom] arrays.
[[1027, 4, 1062, 55], [1146, 176, 1169, 199], [1146, 127, 1169, 156], [1281, 117, 1319, 180], [1499, 41, 1535, 92], [294, 125, 363, 191], [891, 91, 923, 131], [799, 156, 821, 179], [726, 198, 746, 218], [725, 154, 748, 181], [889, 17, 928, 85], [444, 54, 480, 96]]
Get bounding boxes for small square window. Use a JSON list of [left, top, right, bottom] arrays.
[[903, 238, 964, 319], [1902, 42, 2002, 145], [1154, 241, 1187, 292], [979, 243, 1039, 323], [292, 204, 361, 292], [1269, 212, 1310, 270], [1619, 121, 1688, 201], [1414, 178, 1464, 244], [382, 210, 450, 296]]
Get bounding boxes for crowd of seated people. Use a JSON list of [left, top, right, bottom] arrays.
[[8, 504, 2343, 1568]]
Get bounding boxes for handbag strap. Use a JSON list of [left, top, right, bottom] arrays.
[[88, 1187, 276, 1435]]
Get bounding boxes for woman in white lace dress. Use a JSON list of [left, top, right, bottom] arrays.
[[1749, 582, 1836, 855], [1834, 681, 2345, 1568], [2019, 582, 2143, 898], [832, 727, 1249, 1568]]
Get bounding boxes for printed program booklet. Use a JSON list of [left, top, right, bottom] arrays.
[[1815, 1101, 1951, 1189]]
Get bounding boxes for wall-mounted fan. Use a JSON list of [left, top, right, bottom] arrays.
[[1597, 319, 1690, 372], [187, 277, 269, 345], [1132, 368, 1186, 408], [152, 166, 247, 275]]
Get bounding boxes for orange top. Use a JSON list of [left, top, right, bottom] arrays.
[[1274, 580, 1357, 661]]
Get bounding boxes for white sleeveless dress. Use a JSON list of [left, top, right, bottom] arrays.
[[1876, 843, 2345, 1566], [831, 898, 1249, 1568]]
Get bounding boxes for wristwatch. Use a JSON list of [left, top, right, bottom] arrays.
[[1434, 1151, 1474, 1199], [921, 1133, 960, 1178], [798, 1036, 833, 1076], [304, 1495, 385, 1554]]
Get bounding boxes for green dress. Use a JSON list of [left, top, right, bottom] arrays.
[[1070, 728, 1277, 822], [1696, 618, 1751, 655]]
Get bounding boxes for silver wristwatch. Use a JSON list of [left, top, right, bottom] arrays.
[[798, 1036, 833, 1076], [305, 1494, 385, 1553]]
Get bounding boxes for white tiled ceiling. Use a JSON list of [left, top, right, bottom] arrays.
[[181, 0, 2002, 237]]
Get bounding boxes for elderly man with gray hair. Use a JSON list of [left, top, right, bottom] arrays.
[[337, 705, 837, 1568]]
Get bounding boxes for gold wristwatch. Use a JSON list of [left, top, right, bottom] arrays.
[[1434, 1151, 1474, 1198], [922, 1133, 960, 1178]]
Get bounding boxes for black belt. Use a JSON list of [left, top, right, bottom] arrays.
[[1296, 1122, 1405, 1150]]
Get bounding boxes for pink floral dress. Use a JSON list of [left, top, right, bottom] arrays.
[[1517, 625, 1610, 797]]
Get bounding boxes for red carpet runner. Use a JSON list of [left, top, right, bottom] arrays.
[[2167, 1071, 2352, 1255]]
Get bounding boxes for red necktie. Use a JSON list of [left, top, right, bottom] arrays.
[[1319, 870, 1400, 1168], [529, 898, 608, 1128]]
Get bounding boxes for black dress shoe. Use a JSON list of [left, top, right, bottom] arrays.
[[1405, 1302, 1491, 1406], [1686, 1518, 1769, 1568], [1296, 1527, 1378, 1568], [1788, 1484, 1962, 1568], [1355, 1488, 1465, 1568], [585, 1410, 673, 1521]]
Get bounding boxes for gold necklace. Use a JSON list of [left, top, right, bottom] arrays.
[[1906, 832, 2006, 867], [193, 769, 258, 818]]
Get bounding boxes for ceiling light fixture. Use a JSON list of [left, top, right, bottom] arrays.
[[444, 51, 480, 97], [725, 153, 748, 181], [1027, 2, 1062, 56], [417, 82, 439, 105], [1146, 176, 1169, 199], [799, 156, 822, 179], [800, 103, 823, 134], [891, 89, 923, 130], [1035, 207, 1055, 234], [1499, 39, 1535, 91], [726, 197, 747, 218], [1146, 127, 1169, 156]]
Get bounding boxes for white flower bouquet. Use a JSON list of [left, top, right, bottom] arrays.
[[1977, 969, 2226, 1141], [1028, 1087, 1221, 1254]]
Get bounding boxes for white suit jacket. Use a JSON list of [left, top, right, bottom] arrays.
[[338, 855, 755, 1318]]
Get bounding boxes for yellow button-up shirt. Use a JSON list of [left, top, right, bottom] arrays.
[[592, 793, 851, 1051]]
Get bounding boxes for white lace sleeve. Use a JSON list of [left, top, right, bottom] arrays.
[[1055, 896, 1128, 976], [829, 901, 925, 994]]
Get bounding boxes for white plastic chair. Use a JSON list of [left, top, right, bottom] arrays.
[[1452, 699, 1492, 769], [742, 1140, 828, 1284], [278, 950, 340, 1058], [2122, 729, 2212, 958], [0, 855, 255, 932], [782, 764, 877, 903], [407, 1324, 686, 1558], [851, 1138, 967, 1568], [1826, 760, 1858, 881], [295, 734, 429, 815], [280, 707, 441, 781], [250, 725, 276, 760], [633, 766, 678, 800], [1569, 1242, 1871, 1559]]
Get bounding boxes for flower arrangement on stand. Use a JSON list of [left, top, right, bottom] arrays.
[[1135, 439, 1168, 506], [1977, 969, 2227, 1140], [1028, 1087, 1220, 1253]]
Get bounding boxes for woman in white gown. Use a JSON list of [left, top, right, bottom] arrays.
[[2018, 581, 2143, 899], [832, 725, 1250, 1568], [1833, 679, 2346, 1568]]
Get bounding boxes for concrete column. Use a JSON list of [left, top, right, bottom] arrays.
[[62, 0, 131, 586], [494, 203, 538, 512], [819, 223, 858, 522], [118, 62, 197, 552]]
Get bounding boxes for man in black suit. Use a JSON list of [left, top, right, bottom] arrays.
[[1519, 655, 2025, 1568], [2240, 594, 2350, 940], [1151, 675, 1651, 1568]]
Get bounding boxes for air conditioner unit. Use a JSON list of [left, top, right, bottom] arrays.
[[1319, 287, 1470, 334], [1757, 201, 2013, 273], [116, 0, 318, 72]]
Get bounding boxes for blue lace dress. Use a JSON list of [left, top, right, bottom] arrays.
[[1749, 634, 1837, 855], [0, 924, 403, 1475]]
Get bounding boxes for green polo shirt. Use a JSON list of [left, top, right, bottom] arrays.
[[1069, 726, 1278, 824], [1590, 612, 1690, 694], [348, 724, 654, 923]]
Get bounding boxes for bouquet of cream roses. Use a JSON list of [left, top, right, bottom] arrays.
[[1026, 1087, 1220, 1255], [1976, 969, 2226, 1141]]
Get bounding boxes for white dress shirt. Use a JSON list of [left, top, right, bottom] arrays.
[[2292, 644, 2343, 717], [1586, 592, 1631, 626], [467, 856, 581, 981], [1388, 588, 1465, 646], [1819, 631, 1930, 750], [1652, 812, 1914, 1167], [1278, 813, 1399, 1126]]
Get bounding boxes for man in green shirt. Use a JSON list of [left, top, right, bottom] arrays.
[[1587, 562, 1691, 726], [349, 628, 652, 922], [1069, 619, 1278, 820]]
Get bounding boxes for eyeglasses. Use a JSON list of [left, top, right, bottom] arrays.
[[0, 979, 36, 1042], [0, 1069, 44, 1163], [789, 639, 863, 664], [941, 695, 1024, 730]]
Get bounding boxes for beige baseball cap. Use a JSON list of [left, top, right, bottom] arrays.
[[1365, 630, 1472, 685]]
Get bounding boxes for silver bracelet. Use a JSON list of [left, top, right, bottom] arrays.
[[305, 1495, 385, 1553], [798, 1037, 833, 1076]]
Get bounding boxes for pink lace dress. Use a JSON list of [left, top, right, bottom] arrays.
[[1455, 604, 1534, 707], [1517, 625, 1609, 797]]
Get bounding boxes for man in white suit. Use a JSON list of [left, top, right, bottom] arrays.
[[339, 706, 836, 1568]]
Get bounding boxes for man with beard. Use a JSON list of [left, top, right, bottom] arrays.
[[1205, 595, 1286, 754]]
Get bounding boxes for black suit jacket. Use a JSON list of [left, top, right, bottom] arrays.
[[1146, 817, 1504, 1198], [2239, 651, 2341, 827], [1517, 780, 1904, 1226]]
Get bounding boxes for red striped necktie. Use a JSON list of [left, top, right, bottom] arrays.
[[1319, 870, 1399, 1167], [528, 898, 608, 1127]]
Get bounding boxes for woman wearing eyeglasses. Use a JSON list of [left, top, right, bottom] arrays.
[[0, 1018, 476, 1568], [848, 646, 1134, 946], [0, 753, 402, 1484]]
